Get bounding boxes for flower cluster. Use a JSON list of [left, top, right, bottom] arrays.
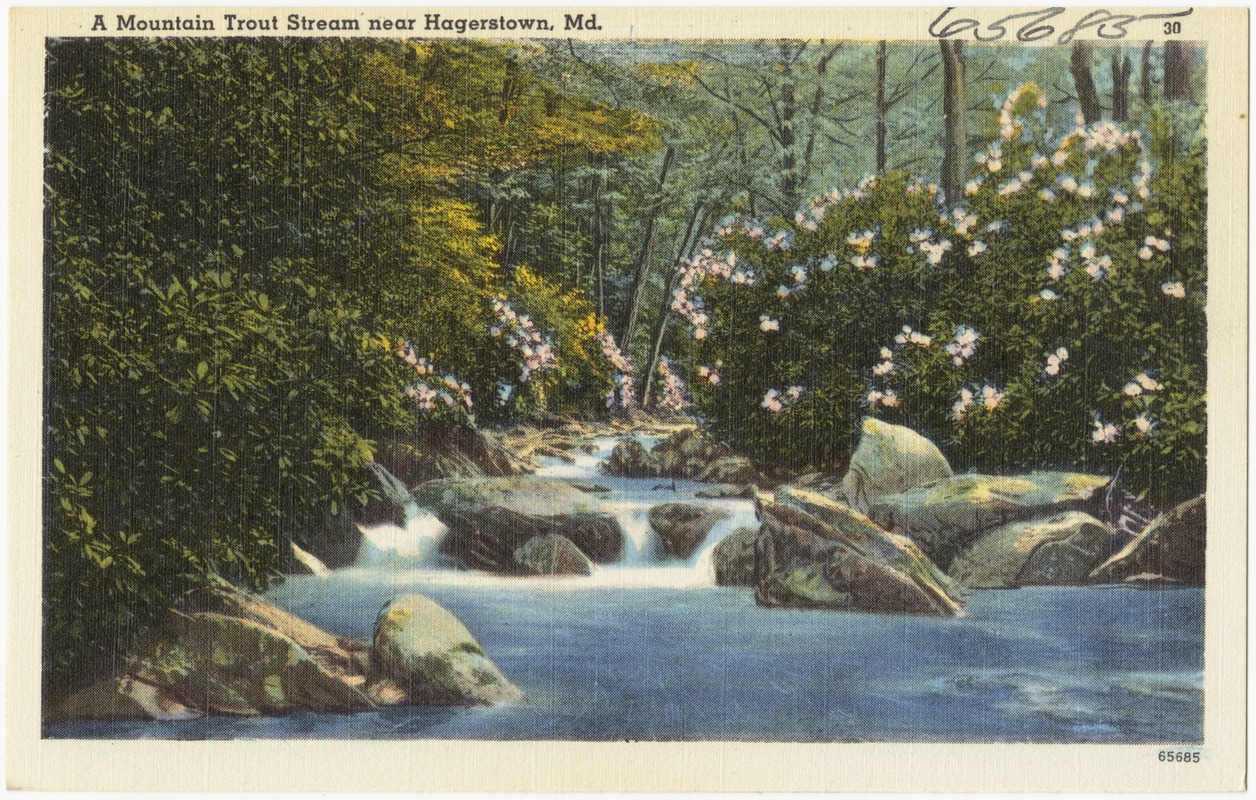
[[1122, 372, 1163, 398], [951, 383, 1006, 419], [655, 357, 689, 412], [490, 296, 556, 383], [673, 248, 756, 340], [596, 328, 636, 410], [1044, 346, 1069, 377], [762, 385, 805, 414], [1079, 241, 1113, 281], [396, 341, 474, 416], [1139, 233, 1171, 261], [696, 360, 722, 385], [946, 326, 981, 366], [1091, 417, 1121, 444], [865, 388, 899, 409], [1161, 280, 1186, 299], [894, 325, 931, 347]]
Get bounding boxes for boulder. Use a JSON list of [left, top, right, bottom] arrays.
[[648, 503, 732, 559], [514, 533, 594, 576], [373, 425, 531, 488], [948, 512, 1116, 588], [867, 471, 1110, 571], [415, 477, 625, 572], [371, 594, 519, 705], [53, 675, 197, 722], [601, 438, 659, 478], [1090, 495, 1205, 586], [840, 418, 953, 509], [712, 526, 757, 586], [140, 612, 374, 716], [297, 505, 362, 571], [652, 428, 760, 484], [755, 487, 964, 615]]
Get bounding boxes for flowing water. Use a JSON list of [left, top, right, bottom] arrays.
[[47, 435, 1204, 742]]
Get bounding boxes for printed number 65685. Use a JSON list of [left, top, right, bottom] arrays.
[[1159, 751, 1201, 763]]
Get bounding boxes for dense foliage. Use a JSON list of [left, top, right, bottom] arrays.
[[43, 37, 1206, 697], [674, 85, 1205, 503]]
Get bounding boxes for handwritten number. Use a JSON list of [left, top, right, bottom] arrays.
[[929, 7, 1193, 43]]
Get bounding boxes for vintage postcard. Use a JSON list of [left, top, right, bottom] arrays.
[[7, 5, 1247, 793]]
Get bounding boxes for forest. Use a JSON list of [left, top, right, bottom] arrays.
[[44, 37, 1206, 699]]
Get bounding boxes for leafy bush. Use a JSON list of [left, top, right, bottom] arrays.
[[676, 85, 1205, 504]]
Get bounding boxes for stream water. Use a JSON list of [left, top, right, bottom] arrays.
[[47, 436, 1204, 742]]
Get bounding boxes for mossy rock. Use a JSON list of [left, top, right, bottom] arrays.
[[756, 487, 964, 615], [649, 503, 732, 559], [949, 511, 1115, 588], [712, 526, 757, 586], [415, 477, 625, 571], [840, 417, 953, 509], [601, 439, 659, 478], [371, 594, 520, 705], [867, 471, 1110, 570], [514, 533, 594, 576]]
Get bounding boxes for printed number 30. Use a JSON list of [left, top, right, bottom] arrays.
[[1159, 751, 1200, 763], [1164, 21, 1183, 34]]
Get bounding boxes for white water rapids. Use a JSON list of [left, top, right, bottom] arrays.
[[342, 435, 758, 590]]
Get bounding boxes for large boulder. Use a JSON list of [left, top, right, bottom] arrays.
[[371, 594, 520, 705], [948, 512, 1116, 588], [840, 418, 953, 509], [712, 526, 757, 586], [514, 533, 594, 576], [1090, 495, 1205, 585], [867, 471, 1110, 571], [601, 438, 659, 478], [648, 503, 732, 559], [415, 477, 625, 572], [755, 487, 964, 615]]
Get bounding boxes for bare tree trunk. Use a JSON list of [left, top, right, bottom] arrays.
[[1140, 42, 1154, 104], [620, 144, 675, 351], [939, 40, 967, 206], [642, 204, 707, 405], [875, 40, 888, 173], [802, 44, 840, 176], [591, 169, 606, 317], [779, 43, 799, 207], [1111, 52, 1132, 122], [1070, 42, 1102, 124], [1163, 41, 1194, 101]]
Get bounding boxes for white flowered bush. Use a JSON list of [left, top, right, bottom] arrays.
[[674, 84, 1205, 502]]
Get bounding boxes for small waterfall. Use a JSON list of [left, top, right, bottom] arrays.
[[356, 502, 449, 569]]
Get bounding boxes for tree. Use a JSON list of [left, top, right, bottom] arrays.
[[939, 40, 968, 205], [1070, 42, 1102, 124]]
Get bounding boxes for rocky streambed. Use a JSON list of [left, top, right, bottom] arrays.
[[48, 416, 1206, 742]]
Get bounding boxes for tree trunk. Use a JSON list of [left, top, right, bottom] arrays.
[[620, 144, 675, 351], [939, 40, 968, 206], [1140, 42, 1154, 104], [642, 204, 706, 406], [1070, 42, 1102, 124], [1111, 52, 1132, 122], [875, 40, 888, 173], [1164, 41, 1194, 101], [590, 167, 606, 317], [779, 44, 798, 208]]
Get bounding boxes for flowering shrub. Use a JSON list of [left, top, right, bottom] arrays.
[[653, 356, 690, 413], [675, 85, 1205, 503], [395, 341, 474, 424]]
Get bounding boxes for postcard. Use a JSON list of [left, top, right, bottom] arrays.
[[7, 5, 1247, 792]]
